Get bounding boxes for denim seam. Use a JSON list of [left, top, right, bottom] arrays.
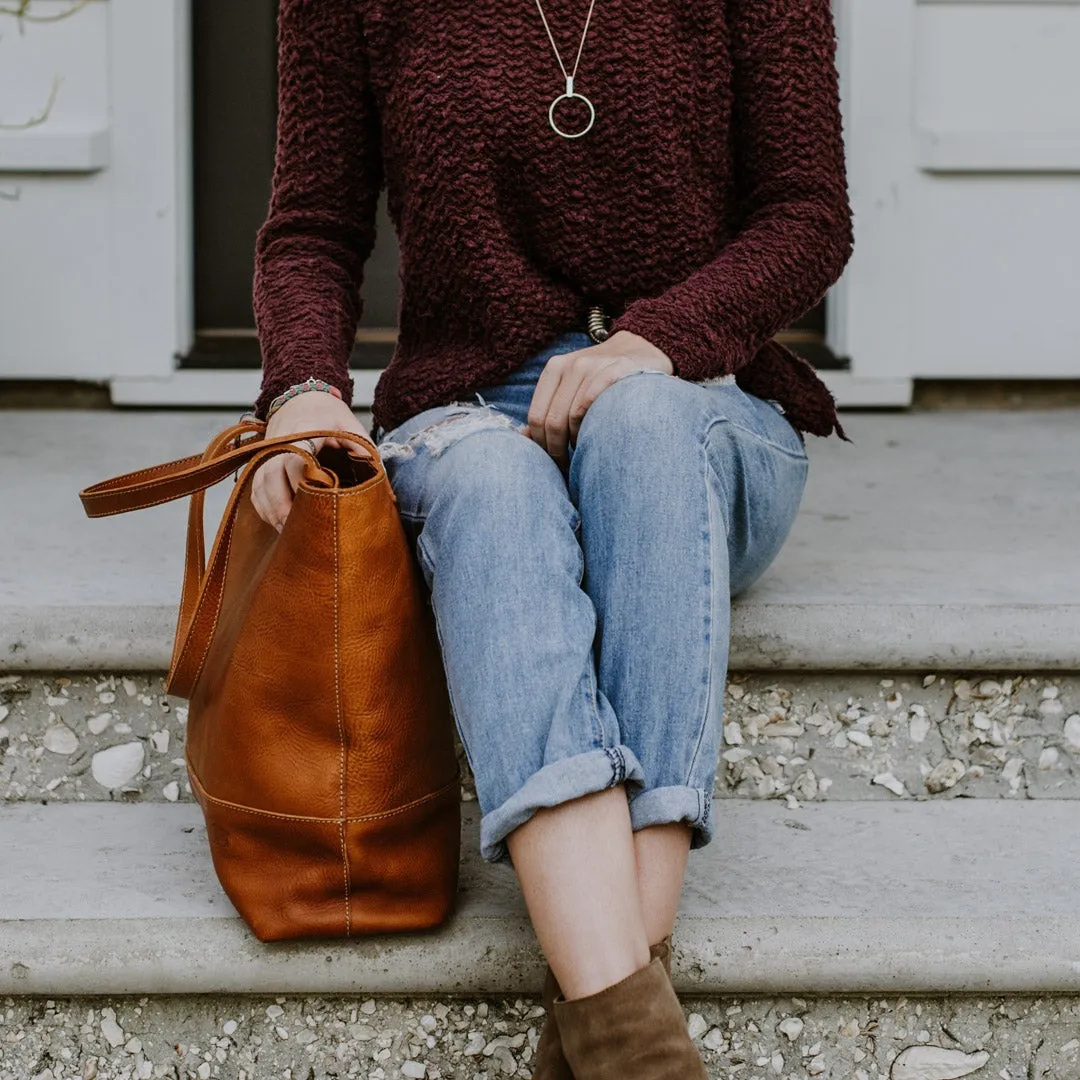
[[724, 415, 809, 462], [583, 650, 608, 748], [683, 427, 725, 788], [417, 538, 480, 782], [603, 745, 625, 786]]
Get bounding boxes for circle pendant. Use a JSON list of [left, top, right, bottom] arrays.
[[548, 90, 595, 139]]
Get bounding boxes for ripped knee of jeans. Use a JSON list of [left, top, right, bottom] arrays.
[[375, 397, 526, 461]]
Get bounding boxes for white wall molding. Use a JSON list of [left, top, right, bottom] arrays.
[[0, 127, 110, 172], [918, 130, 1080, 172]]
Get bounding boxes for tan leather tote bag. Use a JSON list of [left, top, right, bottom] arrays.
[[79, 419, 461, 942]]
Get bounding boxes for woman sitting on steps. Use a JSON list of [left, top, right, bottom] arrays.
[[245, 0, 854, 1075]]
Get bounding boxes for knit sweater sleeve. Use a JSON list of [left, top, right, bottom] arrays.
[[608, 0, 854, 380], [250, 0, 383, 421]]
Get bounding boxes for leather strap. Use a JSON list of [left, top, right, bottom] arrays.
[[78, 421, 381, 698], [78, 422, 377, 517]]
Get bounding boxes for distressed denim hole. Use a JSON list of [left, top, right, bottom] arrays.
[[376, 402, 527, 461]]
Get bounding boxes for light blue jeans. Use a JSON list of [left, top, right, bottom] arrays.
[[370, 330, 808, 865]]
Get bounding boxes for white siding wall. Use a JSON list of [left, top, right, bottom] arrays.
[[0, 0, 191, 381], [0, 0, 1076, 394], [840, 0, 1080, 381]]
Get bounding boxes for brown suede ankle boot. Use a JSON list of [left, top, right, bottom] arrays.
[[553, 955, 708, 1079], [531, 937, 674, 1080]]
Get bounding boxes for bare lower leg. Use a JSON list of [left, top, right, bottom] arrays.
[[633, 822, 693, 947], [506, 785, 650, 1001]]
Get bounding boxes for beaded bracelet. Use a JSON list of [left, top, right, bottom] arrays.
[[266, 377, 344, 420]]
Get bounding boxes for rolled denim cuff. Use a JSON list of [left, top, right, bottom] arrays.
[[627, 784, 715, 850], [479, 745, 646, 864]]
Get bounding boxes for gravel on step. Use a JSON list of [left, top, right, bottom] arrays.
[[1, 991, 1078, 1080], [1, 672, 1077, 805]]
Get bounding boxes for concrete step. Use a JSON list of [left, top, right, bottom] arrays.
[[3, 798, 1079, 997], [3, 408, 1079, 671]]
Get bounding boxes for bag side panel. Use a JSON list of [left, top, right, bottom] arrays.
[[344, 779, 462, 933], [336, 478, 459, 818], [186, 487, 345, 820], [193, 778, 349, 942]]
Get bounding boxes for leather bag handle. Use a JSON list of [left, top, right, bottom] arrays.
[[79, 421, 382, 698]]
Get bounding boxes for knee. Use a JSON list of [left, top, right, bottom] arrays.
[[573, 371, 702, 473], [423, 419, 570, 530]]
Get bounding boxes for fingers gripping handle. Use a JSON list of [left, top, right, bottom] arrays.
[[76, 422, 381, 700], [165, 435, 376, 698]]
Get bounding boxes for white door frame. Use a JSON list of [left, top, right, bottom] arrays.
[[112, 0, 912, 409]]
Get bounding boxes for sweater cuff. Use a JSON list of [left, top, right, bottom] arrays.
[[609, 301, 745, 383]]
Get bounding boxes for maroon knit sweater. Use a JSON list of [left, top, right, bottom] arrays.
[[252, 0, 855, 440]]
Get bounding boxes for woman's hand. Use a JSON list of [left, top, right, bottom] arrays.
[[526, 330, 675, 469], [251, 391, 373, 533]]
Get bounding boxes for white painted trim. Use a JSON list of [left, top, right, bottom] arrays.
[[109, 369, 383, 410], [818, 371, 913, 408], [0, 127, 110, 172], [918, 129, 1080, 172], [102, 0, 193, 379], [833, 0, 919, 381], [918, 0, 1080, 5], [110, 368, 913, 411], [825, 0, 853, 364]]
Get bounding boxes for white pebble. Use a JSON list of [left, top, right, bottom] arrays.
[[777, 1016, 804, 1041], [150, 730, 170, 754], [922, 674, 937, 688], [87, 713, 112, 735], [1001, 757, 1025, 782], [872, 771, 907, 797], [925, 758, 966, 794], [1063, 715, 1080, 749], [723, 722, 743, 745], [43, 724, 79, 756], [122, 678, 139, 697], [98, 691, 116, 705], [1038, 698, 1064, 717], [846, 730, 873, 748], [702, 1027, 725, 1051], [163, 781, 180, 802], [1039, 747, 1060, 770], [464, 1032, 486, 1056], [100, 1010, 125, 1049], [222, 1020, 238, 1036], [909, 714, 931, 744], [401, 1063, 426, 1079], [266, 1005, 284, 1019], [91, 742, 145, 789], [687, 1013, 708, 1040], [891, 1044, 989, 1079], [1042, 685, 1060, 700], [722, 747, 754, 763]]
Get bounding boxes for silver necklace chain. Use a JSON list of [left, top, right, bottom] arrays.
[[533, 0, 598, 138]]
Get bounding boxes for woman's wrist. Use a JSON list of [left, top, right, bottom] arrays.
[[260, 377, 345, 421]]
